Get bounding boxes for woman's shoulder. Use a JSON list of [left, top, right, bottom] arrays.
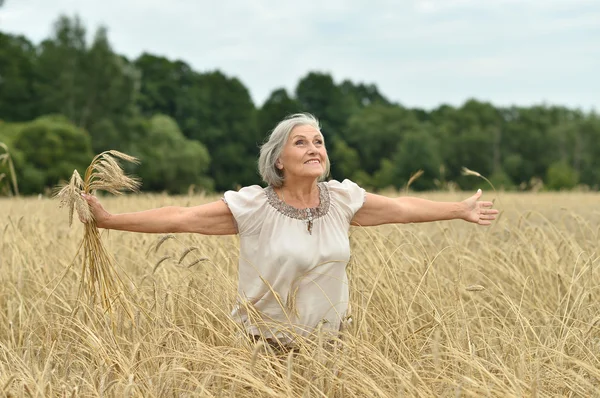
[[222, 185, 268, 236], [325, 179, 365, 196], [232, 184, 266, 195], [222, 185, 267, 208], [324, 179, 366, 217]]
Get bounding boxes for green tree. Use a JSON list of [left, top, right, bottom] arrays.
[[12, 115, 93, 194], [487, 170, 515, 191], [34, 16, 88, 121], [135, 54, 191, 119], [34, 16, 139, 148], [502, 153, 524, 185], [368, 127, 441, 191], [135, 56, 260, 190], [295, 72, 355, 138], [257, 88, 301, 137], [0, 33, 36, 121], [447, 127, 495, 190], [345, 104, 421, 175], [89, 116, 154, 172], [79, 27, 140, 139], [339, 80, 390, 108], [546, 161, 578, 190], [0, 121, 26, 146], [500, 105, 571, 185], [574, 114, 600, 188], [188, 71, 260, 190], [329, 137, 360, 181], [430, 100, 500, 189], [390, 127, 441, 191], [372, 158, 396, 190], [136, 115, 212, 193]]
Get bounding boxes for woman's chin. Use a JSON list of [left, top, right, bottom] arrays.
[[299, 171, 324, 180], [288, 167, 325, 180]]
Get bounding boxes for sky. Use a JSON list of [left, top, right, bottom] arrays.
[[1, 0, 599, 111]]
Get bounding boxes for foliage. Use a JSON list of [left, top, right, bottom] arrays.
[[329, 137, 360, 181], [1, 15, 600, 193], [345, 104, 420, 176], [546, 161, 579, 190], [487, 170, 515, 191], [12, 116, 93, 194], [257, 88, 302, 137], [0, 120, 26, 147], [34, 17, 139, 136], [0, 33, 37, 121], [136, 115, 212, 193], [390, 127, 441, 191], [135, 56, 261, 190], [295, 72, 355, 138]]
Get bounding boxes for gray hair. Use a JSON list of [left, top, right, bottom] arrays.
[[258, 113, 331, 187]]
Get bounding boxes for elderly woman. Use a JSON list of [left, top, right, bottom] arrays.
[[82, 113, 498, 350]]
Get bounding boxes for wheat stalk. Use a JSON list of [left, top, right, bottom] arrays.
[[461, 167, 497, 194], [54, 150, 141, 321], [405, 169, 424, 193], [0, 142, 19, 196]]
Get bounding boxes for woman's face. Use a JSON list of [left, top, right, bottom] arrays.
[[278, 125, 328, 183]]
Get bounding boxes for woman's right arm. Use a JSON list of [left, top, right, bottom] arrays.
[[82, 194, 237, 235]]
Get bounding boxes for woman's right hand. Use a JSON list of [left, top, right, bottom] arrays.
[[80, 193, 112, 228]]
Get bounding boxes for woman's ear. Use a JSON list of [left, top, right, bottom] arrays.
[[276, 159, 283, 169]]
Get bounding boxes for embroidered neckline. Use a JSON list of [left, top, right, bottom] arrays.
[[265, 182, 330, 221]]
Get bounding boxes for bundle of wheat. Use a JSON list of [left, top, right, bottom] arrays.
[[55, 150, 140, 319]]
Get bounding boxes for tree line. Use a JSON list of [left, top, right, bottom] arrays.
[[1, 15, 599, 195]]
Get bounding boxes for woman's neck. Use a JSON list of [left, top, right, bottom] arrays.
[[279, 179, 320, 208]]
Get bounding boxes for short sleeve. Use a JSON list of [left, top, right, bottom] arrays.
[[326, 179, 366, 223], [222, 185, 266, 236]]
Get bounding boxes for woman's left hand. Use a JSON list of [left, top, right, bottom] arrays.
[[461, 189, 499, 225]]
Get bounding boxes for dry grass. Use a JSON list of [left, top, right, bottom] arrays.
[[0, 191, 599, 397]]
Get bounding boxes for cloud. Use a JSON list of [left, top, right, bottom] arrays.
[[414, 0, 598, 13]]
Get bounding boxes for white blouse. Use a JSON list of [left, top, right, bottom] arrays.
[[223, 179, 366, 342]]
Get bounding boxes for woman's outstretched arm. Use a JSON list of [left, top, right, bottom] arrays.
[[81, 194, 237, 235], [351, 189, 498, 227]]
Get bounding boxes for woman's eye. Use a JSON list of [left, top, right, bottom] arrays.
[[315, 140, 323, 145], [295, 140, 304, 145]]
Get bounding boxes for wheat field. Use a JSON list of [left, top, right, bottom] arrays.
[[0, 191, 599, 397]]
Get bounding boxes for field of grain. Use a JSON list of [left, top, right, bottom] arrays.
[[1, 191, 599, 397]]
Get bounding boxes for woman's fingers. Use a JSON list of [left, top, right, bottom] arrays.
[[480, 208, 499, 214], [78, 193, 91, 223], [79, 193, 103, 223]]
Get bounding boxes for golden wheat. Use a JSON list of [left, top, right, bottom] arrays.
[[405, 169, 424, 192], [0, 191, 598, 396]]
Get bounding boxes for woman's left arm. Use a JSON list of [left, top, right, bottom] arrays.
[[352, 189, 498, 227]]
